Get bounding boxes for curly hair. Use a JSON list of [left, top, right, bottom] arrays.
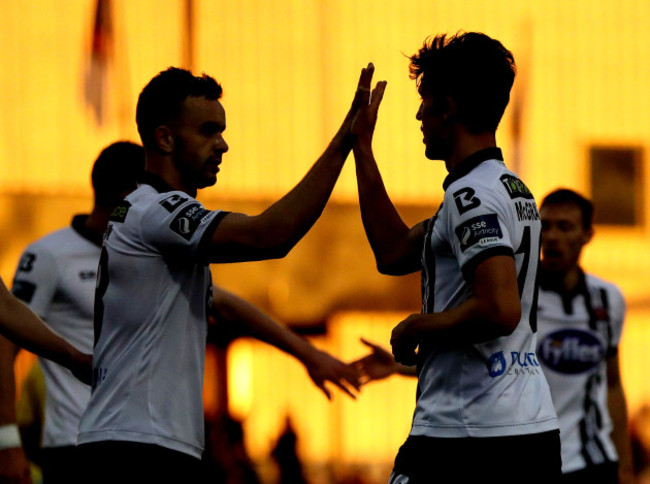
[[409, 32, 516, 133]]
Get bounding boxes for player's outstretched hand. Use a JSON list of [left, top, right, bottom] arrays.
[[333, 63, 384, 148], [351, 66, 387, 145], [304, 348, 361, 400], [391, 314, 427, 366], [351, 338, 401, 384]]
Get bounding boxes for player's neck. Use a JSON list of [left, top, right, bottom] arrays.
[[145, 156, 198, 198], [84, 207, 112, 235], [445, 130, 497, 173], [561, 267, 582, 293]]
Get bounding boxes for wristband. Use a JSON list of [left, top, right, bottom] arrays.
[[0, 424, 21, 450]]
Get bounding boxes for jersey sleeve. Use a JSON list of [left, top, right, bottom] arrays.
[[11, 243, 58, 319], [443, 183, 514, 279], [139, 192, 226, 259]]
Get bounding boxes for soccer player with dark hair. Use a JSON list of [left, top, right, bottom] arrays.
[[0, 141, 144, 483], [350, 32, 560, 482], [76, 66, 372, 481], [537, 188, 634, 483]]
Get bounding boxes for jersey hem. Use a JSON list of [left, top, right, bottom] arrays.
[[77, 430, 204, 459], [410, 416, 559, 438]]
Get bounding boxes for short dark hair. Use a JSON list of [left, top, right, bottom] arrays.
[[540, 188, 594, 230], [91, 141, 145, 206], [409, 32, 516, 133], [135, 67, 223, 150]]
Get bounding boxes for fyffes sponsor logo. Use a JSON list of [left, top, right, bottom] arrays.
[[537, 329, 604, 374]]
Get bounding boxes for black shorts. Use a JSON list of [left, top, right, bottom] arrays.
[[560, 461, 619, 484], [41, 446, 83, 484], [76, 441, 202, 484], [391, 430, 562, 484]]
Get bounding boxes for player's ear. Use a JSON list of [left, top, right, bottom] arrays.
[[443, 95, 456, 123], [154, 126, 174, 154]]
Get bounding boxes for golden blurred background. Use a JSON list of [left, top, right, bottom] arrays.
[[2, 0, 650, 482]]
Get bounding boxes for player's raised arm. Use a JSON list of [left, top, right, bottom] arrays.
[[211, 286, 360, 399], [351, 69, 425, 276], [206, 65, 376, 263]]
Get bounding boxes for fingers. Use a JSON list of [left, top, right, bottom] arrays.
[[317, 381, 332, 401], [370, 80, 387, 109], [352, 63, 375, 109], [358, 62, 375, 92], [359, 337, 380, 350]]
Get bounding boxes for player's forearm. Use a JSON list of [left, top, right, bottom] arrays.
[[0, 290, 79, 372], [212, 287, 316, 363], [353, 143, 419, 275], [254, 139, 350, 255], [413, 297, 518, 345], [0, 337, 18, 425]]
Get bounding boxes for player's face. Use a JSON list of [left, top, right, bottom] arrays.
[[171, 96, 229, 190], [416, 83, 451, 161], [540, 203, 593, 274]]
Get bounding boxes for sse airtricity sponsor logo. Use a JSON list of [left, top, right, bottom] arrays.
[[487, 350, 542, 378], [537, 329, 604, 374]]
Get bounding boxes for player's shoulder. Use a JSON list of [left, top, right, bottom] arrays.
[[445, 161, 536, 215], [128, 185, 198, 216], [584, 272, 624, 300], [23, 226, 78, 254]]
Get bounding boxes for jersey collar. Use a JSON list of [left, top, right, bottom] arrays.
[[442, 147, 504, 190], [71, 214, 103, 247], [139, 171, 176, 193], [539, 266, 587, 296]]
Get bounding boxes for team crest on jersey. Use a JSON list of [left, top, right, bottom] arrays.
[[537, 329, 605, 374], [487, 350, 542, 378], [488, 351, 507, 377], [170, 203, 211, 241], [500, 175, 534, 200], [455, 214, 502, 252], [452, 187, 481, 215], [109, 201, 131, 223]]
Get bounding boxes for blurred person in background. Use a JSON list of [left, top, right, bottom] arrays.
[[0, 274, 91, 484], [0, 141, 145, 484], [535, 188, 634, 483]]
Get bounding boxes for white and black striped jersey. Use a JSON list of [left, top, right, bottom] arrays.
[[536, 270, 625, 473], [412, 148, 558, 438], [77, 173, 226, 459], [12, 215, 98, 448]]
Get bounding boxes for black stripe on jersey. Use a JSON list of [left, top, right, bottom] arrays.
[[460, 246, 514, 282], [579, 373, 612, 466], [197, 211, 230, 261], [12, 280, 36, 304], [599, 289, 616, 356], [420, 217, 436, 314]]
